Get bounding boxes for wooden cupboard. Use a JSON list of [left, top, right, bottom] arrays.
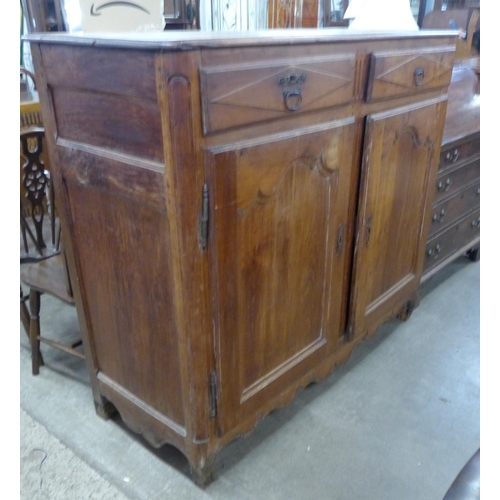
[[26, 29, 456, 485]]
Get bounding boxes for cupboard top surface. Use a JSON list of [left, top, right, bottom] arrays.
[[25, 28, 457, 50]]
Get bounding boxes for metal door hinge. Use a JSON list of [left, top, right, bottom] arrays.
[[337, 222, 344, 256], [365, 214, 373, 246], [209, 370, 218, 418], [199, 183, 209, 250]]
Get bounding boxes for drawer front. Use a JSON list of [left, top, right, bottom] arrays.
[[366, 47, 455, 102], [423, 210, 480, 273], [439, 136, 480, 171], [201, 54, 356, 134], [433, 158, 480, 203], [428, 181, 480, 238]]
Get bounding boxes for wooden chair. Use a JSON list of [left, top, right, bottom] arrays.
[[20, 128, 84, 375], [21, 250, 84, 375], [20, 127, 59, 263]]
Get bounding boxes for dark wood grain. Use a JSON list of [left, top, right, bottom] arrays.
[[427, 181, 480, 237], [349, 97, 447, 340], [52, 86, 164, 162], [423, 209, 480, 274], [366, 47, 455, 102], [441, 65, 480, 146], [421, 63, 480, 282], [208, 119, 356, 434], [26, 31, 457, 485], [201, 53, 356, 133]]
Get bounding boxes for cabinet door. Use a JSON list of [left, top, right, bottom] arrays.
[[207, 119, 357, 435], [350, 98, 447, 339]]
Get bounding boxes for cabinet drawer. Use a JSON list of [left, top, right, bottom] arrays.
[[366, 47, 455, 102], [433, 158, 480, 203], [423, 210, 480, 273], [439, 136, 480, 171], [201, 53, 356, 134], [428, 181, 480, 238]]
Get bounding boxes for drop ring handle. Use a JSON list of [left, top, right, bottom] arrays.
[[283, 88, 302, 112]]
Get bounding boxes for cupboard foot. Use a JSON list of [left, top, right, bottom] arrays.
[[397, 295, 419, 322], [94, 397, 117, 421], [467, 245, 480, 262], [189, 458, 216, 488]]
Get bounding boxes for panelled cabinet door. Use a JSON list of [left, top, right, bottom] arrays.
[[349, 98, 447, 339], [206, 119, 357, 435]]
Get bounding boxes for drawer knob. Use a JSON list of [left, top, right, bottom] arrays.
[[414, 67, 425, 86], [471, 218, 480, 229], [426, 243, 442, 259], [445, 148, 460, 163], [437, 177, 452, 192], [432, 208, 447, 223], [283, 88, 302, 112]]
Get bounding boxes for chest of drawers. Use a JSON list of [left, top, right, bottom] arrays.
[[422, 64, 480, 280]]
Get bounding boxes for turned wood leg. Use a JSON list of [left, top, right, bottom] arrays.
[[29, 290, 42, 375], [20, 291, 30, 338], [21, 288, 44, 366]]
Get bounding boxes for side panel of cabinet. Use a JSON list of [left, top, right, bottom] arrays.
[[350, 97, 447, 339], [207, 120, 357, 435]]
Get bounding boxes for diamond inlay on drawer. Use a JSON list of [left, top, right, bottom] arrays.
[[201, 54, 356, 134], [366, 47, 455, 102]]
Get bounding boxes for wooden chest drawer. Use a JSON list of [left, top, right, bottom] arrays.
[[366, 47, 455, 102], [433, 158, 480, 203], [439, 136, 480, 171], [428, 181, 480, 238], [423, 210, 480, 273], [200, 53, 356, 134]]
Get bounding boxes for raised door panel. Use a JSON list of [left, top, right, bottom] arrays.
[[350, 98, 447, 339], [208, 119, 357, 435]]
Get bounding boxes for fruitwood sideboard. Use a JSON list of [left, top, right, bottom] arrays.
[[422, 62, 480, 280], [26, 29, 456, 484]]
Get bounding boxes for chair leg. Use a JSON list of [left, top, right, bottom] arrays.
[[29, 289, 43, 375], [21, 288, 44, 366], [20, 288, 30, 337]]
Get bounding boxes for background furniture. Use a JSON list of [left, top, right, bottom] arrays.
[[26, 29, 456, 485], [163, 0, 199, 29], [21, 250, 82, 375], [20, 128, 83, 375], [421, 61, 479, 281], [20, 128, 58, 262], [421, 3, 479, 59], [21, 0, 66, 32]]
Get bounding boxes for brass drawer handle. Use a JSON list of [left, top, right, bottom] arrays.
[[426, 243, 442, 259], [471, 218, 480, 229], [437, 177, 452, 192], [283, 88, 302, 112], [432, 208, 447, 223], [445, 148, 460, 163], [414, 67, 425, 86]]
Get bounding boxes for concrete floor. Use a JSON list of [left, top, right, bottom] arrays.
[[20, 257, 480, 500]]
